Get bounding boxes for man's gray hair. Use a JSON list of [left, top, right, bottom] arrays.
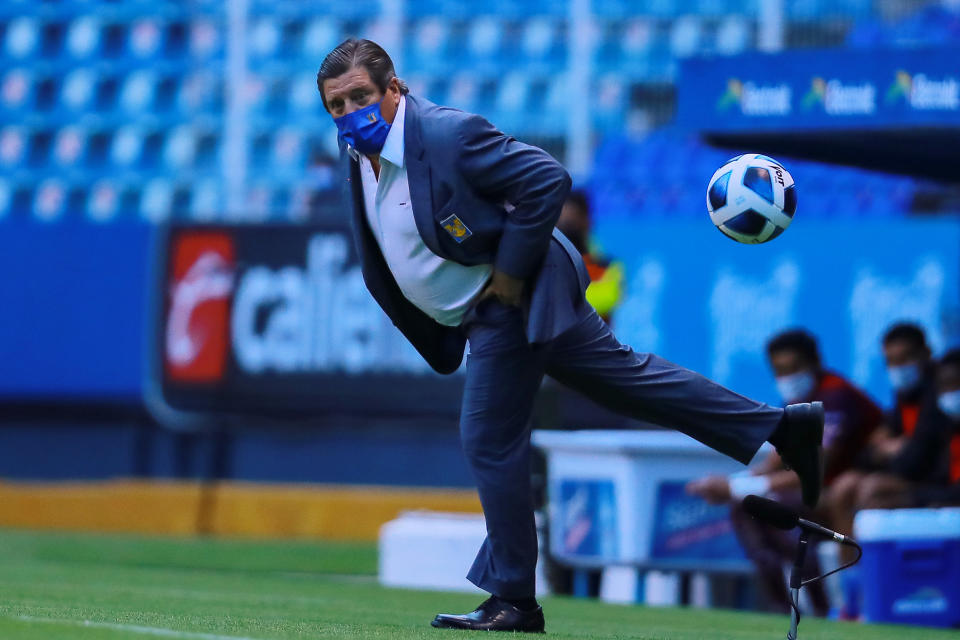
[[316, 38, 409, 109]]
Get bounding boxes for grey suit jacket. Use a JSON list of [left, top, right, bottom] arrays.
[[343, 94, 589, 374]]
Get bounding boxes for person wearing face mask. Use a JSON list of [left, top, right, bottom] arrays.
[[688, 329, 881, 616], [842, 349, 960, 512], [821, 323, 942, 618], [825, 324, 939, 549], [318, 39, 827, 632], [870, 323, 936, 464]]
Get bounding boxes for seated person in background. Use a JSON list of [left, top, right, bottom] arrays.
[[822, 322, 943, 619], [555, 189, 625, 325], [851, 349, 960, 511], [687, 329, 882, 616], [869, 322, 935, 466], [826, 323, 941, 553]]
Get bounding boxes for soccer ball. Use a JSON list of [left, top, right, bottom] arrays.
[[706, 154, 797, 244]]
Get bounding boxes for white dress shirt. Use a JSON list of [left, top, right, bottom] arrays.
[[356, 96, 491, 327]]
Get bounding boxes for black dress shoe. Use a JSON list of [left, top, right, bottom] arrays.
[[775, 401, 825, 507], [431, 596, 545, 632]]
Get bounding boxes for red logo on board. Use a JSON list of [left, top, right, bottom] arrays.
[[165, 231, 235, 383]]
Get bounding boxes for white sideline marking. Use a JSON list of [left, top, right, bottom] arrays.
[[11, 615, 264, 640]]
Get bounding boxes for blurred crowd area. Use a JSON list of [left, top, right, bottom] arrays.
[[2, 0, 960, 224]]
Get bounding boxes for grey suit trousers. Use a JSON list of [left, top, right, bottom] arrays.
[[459, 284, 783, 599]]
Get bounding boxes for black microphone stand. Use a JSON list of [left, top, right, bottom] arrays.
[[787, 530, 810, 640]]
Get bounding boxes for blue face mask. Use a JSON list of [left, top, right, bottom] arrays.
[[888, 362, 923, 393], [938, 390, 960, 420], [775, 370, 816, 404], [334, 98, 391, 155]]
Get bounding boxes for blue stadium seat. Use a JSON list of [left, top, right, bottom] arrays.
[[250, 17, 281, 60], [495, 72, 529, 114], [0, 126, 27, 168], [302, 17, 341, 60], [290, 72, 321, 113], [163, 125, 197, 170], [87, 179, 121, 223], [446, 73, 481, 113], [468, 16, 505, 61], [409, 17, 450, 72], [33, 178, 68, 223], [0, 0, 927, 224], [189, 179, 221, 222], [61, 68, 96, 111], [521, 17, 560, 60], [5, 17, 40, 59], [715, 16, 750, 55], [669, 16, 702, 58], [140, 178, 173, 223], [110, 125, 144, 168], [189, 17, 222, 59], [271, 127, 306, 172], [176, 71, 220, 113], [52, 126, 87, 168], [1, 68, 32, 111], [129, 19, 163, 59], [118, 70, 155, 112], [0, 178, 9, 219]]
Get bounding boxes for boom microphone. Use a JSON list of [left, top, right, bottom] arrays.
[[742, 495, 851, 544]]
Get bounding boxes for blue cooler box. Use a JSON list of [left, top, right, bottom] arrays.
[[855, 508, 960, 628]]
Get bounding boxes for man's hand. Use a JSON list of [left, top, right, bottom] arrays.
[[479, 269, 525, 307], [871, 432, 906, 462], [686, 476, 732, 505]]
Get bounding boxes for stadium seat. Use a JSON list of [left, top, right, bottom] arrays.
[[53, 126, 87, 167], [621, 18, 655, 57], [66, 16, 102, 59], [140, 178, 172, 223], [119, 70, 155, 112], [111, 125, 144, 167], [446, 73, 480, 112], [5, 17, 39, 59], [0, 126, 26, 167], [495, 72, 529, 114], [715, 16, 750, 55], [290, 72, 320, 113], [0, 178, 9, 218], [163, 126, 197, 170], [302, 17, 341, 59], [250, 17, 281, 59], [190, 179, 221, 222], [177, 71, 218, 113], [272, 127, 306, 170], [244, 73, 268, 113], [87, 179, 120, 223], [521, 17, 558, 59], [190, 18, 221, 59], [669, 16, 703, 58], [1, 68, 32, 110], [61, 68, 96, 111], [410, 17, 450, 71], [0, 0, 929, 224], [33, 178, 67, 222], [129, 19, 163, 59]]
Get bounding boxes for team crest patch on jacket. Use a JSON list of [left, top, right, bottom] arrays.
[[440, 214, 472, 243]]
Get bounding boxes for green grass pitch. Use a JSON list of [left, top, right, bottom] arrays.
[[0, 528, 953, 639]]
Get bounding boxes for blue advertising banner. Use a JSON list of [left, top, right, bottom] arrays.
[[0, 221, 152, 399], [556, 479, 619, 560], [679, 48, 960, 132], [593, 218, 960, 408], [649, 480, 744, 562]]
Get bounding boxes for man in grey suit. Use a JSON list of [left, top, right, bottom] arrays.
[[318, 39, 824, 633]]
